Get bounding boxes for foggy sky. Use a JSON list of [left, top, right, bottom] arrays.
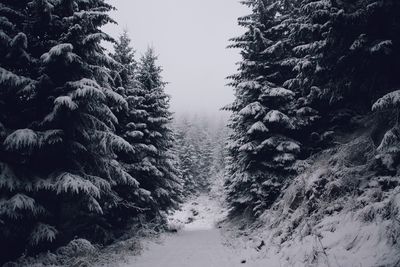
[[103, 0, 247, 115]]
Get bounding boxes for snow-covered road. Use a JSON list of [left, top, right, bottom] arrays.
[[115, 195, 266, 267]]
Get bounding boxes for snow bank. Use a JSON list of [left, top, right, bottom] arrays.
[[224, 135, 400, 266]]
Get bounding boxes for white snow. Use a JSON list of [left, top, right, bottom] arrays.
[[350, 34, 367, 51], [262, 41, 284, 56], [302, 0, 331, 13], [376, 126, 400, 153], [239, 102, 264, 116], [372, 89, 400, 112], [41, 43, 76, 63], [10, 32, 27, 49], [273, 153, 296, 164], [293, 41, 326, 56], [111, 195, 269, 267], [0, 194, 45, 219], [29, 223, 58, 245], [54, 96, 78, 111], [264, 110, 294, 129], [370, 40, 393, 54], [53, 172, 100, 198], [4, 128, 38, 151], [70, 79, 106, 101], [8, 194, 36, 212], [247, 121, 269, 135], [226, 209, 400, 267], [263, 87, 294, 98], [276, 141, 301, 153], [237, 81, 262, 90], [239, 142, 256, 152]]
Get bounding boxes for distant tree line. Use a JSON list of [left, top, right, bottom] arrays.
[[174, 115, 229, 195]]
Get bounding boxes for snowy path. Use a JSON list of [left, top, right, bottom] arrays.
[[115, 195, 266, 267]]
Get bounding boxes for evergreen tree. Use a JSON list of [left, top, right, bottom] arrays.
[[173, 115, 227, 195], [320, 0, 400, 112], [372, 90, 400, 171], [133, 48, 182, 213], [0, 1, 41, 261], [224, 0, 305, 217], [197, 135, 214, 190], [109, 32, 167, 226], [175, 124, 199, 195], [225, 0, 400, 218], [110, 29, 136, 89], [223, 0, 332, 217], [0, 0, 135, 261], [211, 118, 229, 174]]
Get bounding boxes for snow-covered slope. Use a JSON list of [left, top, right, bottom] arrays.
[[223, 134, 400, 267]]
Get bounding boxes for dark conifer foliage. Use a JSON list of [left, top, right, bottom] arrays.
[[110, 30, 136, 89], [106, 30, 151, 233], [0, 0, 131, 260], [133, 48, 182, 211], [225, 0, 400, 217], [225, 0, 321, 216], [0, 1, 181, 263]]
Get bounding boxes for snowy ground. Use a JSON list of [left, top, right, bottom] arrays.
[[13, 190, 397, 266], [110, 194, 268, 267]]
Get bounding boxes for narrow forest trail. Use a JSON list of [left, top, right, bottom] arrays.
[[115, 195, 266, 267]]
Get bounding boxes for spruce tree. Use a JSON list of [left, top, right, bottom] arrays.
[[225, 0, 292, 216], [0, 1, 41, 261], [110, 29, 136, 89], [0, 0, 135, 261], [224, 0, 322, 216], [175, 125, 198, 195], [134, 48, 182, 213], [108, 31, 161, 226], [225, 0, 400, 218], [320, 0, 400, 111], [174, 117, 216, 194], [372, 90, 400, 171]]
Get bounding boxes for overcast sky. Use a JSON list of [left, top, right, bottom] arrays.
[[103, 0, 247, 115]]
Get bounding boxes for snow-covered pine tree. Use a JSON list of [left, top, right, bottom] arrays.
[[108, 31, 160, 226], [0, 1, 45, 261], [33, 0, 139, 245], [175, 117, 216, 193], [110, 29, 136, 90], [224, 0, 318, 217], [372, 90, 400, 170], [134, 48, 182, 214], [173, 115, 228, 195], [0, 0, 136, 261], [174, 124, 199, 195], [292, 0, 400, 167], [197, 134, 214, 190], [283, 0, 333, 152], [210, 118, 229, 174], [316, 0, 400, 125]]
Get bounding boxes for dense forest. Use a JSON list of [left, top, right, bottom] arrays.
[[0, 0, 189, 263], [225, 0, 400, 216], [1, 0, 400, 266], [223, 0, 400, 265]]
